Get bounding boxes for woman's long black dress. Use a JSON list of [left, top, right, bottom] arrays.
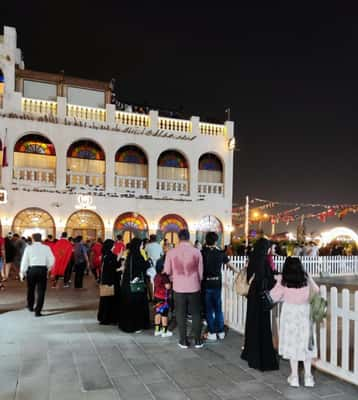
[[241, 238, 279, 371], [118, 253, 150, 333], [97, 252, 121, 325]]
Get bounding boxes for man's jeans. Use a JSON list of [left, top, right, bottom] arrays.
[[205, 287, 224, 334]]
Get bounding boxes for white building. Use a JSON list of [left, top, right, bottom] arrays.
[[0, 26, 235, 245]]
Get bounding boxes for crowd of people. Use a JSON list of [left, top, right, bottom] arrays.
[[1, 228, 322, 389]]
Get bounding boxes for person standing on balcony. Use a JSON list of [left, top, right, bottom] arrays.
[[164, 229, 204, 349], [241, 237, 279, 371], [73, 236, 89, 289], [20, 233, 55, 317]]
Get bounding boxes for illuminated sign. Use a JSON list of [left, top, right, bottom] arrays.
[[75, 195, 96, 210]]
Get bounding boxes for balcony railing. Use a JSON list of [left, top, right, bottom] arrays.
[[114, 175, 147, 194], [66, 171, 104, 189], [13, 167, 56, 187], [156, 179, 189, 196], [158, 117, 192, 132], [198, 182, 224, 196], [200, 122, 226, 136], [22, 98, 57, 115], [67, 104, 106, 122], [115, 111, 150, 127]]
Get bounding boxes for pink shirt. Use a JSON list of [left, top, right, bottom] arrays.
[[270, 275, 319, 305], [163, 241, 203, 293]]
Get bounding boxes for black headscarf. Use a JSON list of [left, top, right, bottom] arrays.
[[102, 239, 114, 256], [247, 238, 271, 282], [128, 237, 142, 256]]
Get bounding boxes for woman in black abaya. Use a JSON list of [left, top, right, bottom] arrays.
[[97, 239, 121, 325], [119, 238, 150, 333], [241, 237, 279, 371]]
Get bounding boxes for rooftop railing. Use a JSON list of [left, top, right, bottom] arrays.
[[9, 95, 232, 138]]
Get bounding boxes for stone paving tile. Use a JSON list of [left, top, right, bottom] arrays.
[[1, 279, 358, 400]]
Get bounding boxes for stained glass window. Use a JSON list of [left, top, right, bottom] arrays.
[[67, 140, 105, 160], [114, 212, 148, 231], [14, 134, 56, 155], [115, 146, 147, 164], [199, 153, 223, 171], [158, 150, 188, 168], [159, 214, 188, 233]]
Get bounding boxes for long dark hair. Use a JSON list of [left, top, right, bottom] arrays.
[[281, 257, 307, 288]]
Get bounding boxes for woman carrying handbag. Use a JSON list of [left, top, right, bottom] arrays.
[[118, 237, 151, 333], [97, 239, 121, 325]]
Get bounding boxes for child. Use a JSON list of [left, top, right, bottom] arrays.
[[270, 257, 319, 388], [153, 259, 172, 338]]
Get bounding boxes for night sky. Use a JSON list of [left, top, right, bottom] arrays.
[[1, 2, 357, 232]]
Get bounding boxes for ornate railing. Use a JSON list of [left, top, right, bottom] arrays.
[[67, 104, 106, 122], [200, 122, 226, 136], [158, 117, 192, 132], [22, 98, 57, 115], [114, 175, 147, 193], [13, 167, 56, 187], [66, 171, 104, 189], [156, 179, 189, 195], [115, 111, 150, 127], [198, 182, 224, 196]]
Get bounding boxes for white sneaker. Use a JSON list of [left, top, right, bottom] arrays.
[[218, 332, 225, 340], [206, 333, 217, 341], [154, 330, 162, 336], [304, 375, 315, 387], [287, 375, 299, 387], [161, 331, 173, 338], [135, 330, 142, 334]]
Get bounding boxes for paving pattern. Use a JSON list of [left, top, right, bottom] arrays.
[[0, 278, 358, 400]]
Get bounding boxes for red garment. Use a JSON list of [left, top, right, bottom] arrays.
[[154, 273, 170, 300], [91, 242, 102, 269], [113, 241, 125, 256], [51, 238, 73, 277], [0, 237, 4, 258], [45, 240, 56, 253]]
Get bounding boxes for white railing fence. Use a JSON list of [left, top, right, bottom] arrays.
[[221, 265, 358, 386], [114, 175, 147, 193], [13, 167, 56, 187], [156, 179, 189, 196], [229, 256, 358, 277], [66, 171, 104, 189]]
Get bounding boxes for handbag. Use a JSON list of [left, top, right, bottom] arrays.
[[99, 284, 115, 297], [129, 255, 146, 294], [235, 267, 255, 296], [260, 277, 276, 311]]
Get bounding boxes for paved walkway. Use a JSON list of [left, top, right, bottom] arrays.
[[1, 278, 358, 400]]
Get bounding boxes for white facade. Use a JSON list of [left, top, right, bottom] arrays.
[[0, 26, 235, 244]]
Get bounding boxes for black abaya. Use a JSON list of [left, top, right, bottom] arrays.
[[118, 253, 150, 333], [97, 251, 121, 325], [241, 238, 279, 371]]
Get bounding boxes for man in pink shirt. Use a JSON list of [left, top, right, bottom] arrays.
[[164, 229, 203, 349]]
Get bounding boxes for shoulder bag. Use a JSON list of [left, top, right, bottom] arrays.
[[129, 255, 146, 294], [235, 267, 255, 297], [99, 256, 115, 296]]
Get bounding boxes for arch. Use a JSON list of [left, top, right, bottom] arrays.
[[196, 215, 224, 247], [321, 227, 358, 245], [14, 134, 56, 155], [12, 207, 56, 237], [13, 134, 57, 186], [198, 153, 223, 172], [115, 145, 147, 164], [65, 210, 104, 241], [67, 140, 105, 160], [158, 214, 188, 245], [157, 150, 188, 168], [113, 212, 148, 242], [66, 140, 105, 188]]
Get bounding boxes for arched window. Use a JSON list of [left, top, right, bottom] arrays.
[[12, 207, 56, 238], [115, 145, 148, 192], [113, 212, 148, 242], [13, 134, 56, 186], [196, 215, 223, 247], [65, 210, 104, 241], [198, 153, 224, 196], [158, 214, 188, 245], [157, 150, 189, 195], [66, 140, 105, 189]]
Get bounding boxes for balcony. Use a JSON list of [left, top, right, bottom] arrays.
[[13, 167, 56, 187], [22, 98, 57, 116], [158, 117, 192, 132], [198, 182, 224, 197], [199, 122, 226, 136], [114, 175, 147, 194], [115, 111, 150, 127], [66, 171, 104, 190], [67, 104, 106, 122], [156, 179, 189, 196]]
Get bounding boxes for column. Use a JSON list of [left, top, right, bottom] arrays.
[[105, 148, 115, 193], [191, 116, 200, 136], [106, 103, 116, 128], [189, 154, 198, 200], [56, 144, 67, 190], [57, 96, 67, 123]]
